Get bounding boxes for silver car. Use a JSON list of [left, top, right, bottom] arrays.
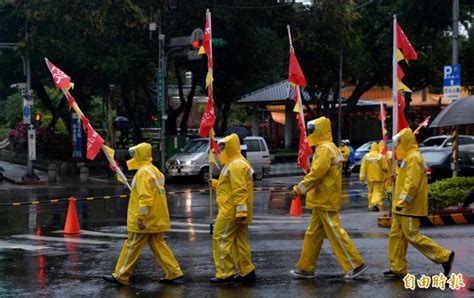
[[166, 136, 271, 183]]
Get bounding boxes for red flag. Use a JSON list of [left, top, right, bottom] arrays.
[[198, 92, 216, 137], [80, 115, 90, 131], [65, 92, 75, 111], [288, 48, 307, 87], [45, 59, 72, 90], [210, 137, 219, 155], [420, 116, 431, 128], [86, 126, 104, 160], [396, 23, 418, 61], [296, 114, 312, 171], [397, 64, 405, 80], [199, 11, 213, 69], [397, 95, 409, 132]]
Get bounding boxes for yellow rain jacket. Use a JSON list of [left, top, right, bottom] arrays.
[[294, 117, 343, 211], [359, 143, 388, 182], [212, 134, 254, 224], [340, 145, 350, 162], [392, 128, 429, 217], [126, 143, 171, 233]]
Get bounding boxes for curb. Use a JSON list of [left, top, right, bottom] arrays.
[[378, 209, 474, 227]]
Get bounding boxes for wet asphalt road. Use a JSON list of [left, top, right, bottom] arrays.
[[0, 176, 473, 297]]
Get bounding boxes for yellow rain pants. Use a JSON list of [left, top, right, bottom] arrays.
[[368, 181, 384, 209], [112, 232, 183, 285], [296, 209, 364, 273], [388, 214, 451, 275], [213, 220, 255, 279]]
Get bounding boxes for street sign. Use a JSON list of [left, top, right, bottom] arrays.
[[443, 64, 461, 101], [28, 127, 36, 160], [23, 104, 31, 124], [71, 113, 83, 158]]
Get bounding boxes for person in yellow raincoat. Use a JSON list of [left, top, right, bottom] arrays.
[[289, 117, 368, 279], [103, 143, 183, 285], [209, 134, 256, 284], [339, 141, 351, 176], [385, 128, 455, 278], [359, 143, 388, 211]]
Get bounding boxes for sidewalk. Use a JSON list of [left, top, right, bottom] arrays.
[[266, 163, 304, 178], [0, 161, 48, 184], [0, 160, 304, 185]]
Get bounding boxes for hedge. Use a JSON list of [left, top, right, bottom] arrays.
[[428, 176, 474, 211]]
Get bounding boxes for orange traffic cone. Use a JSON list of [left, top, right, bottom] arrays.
[[63, 197, 81, 234], [289, 196, 303, 216]]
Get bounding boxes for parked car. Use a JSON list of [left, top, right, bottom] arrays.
[[422, 144, 474, 181], [166, 136, 271, 183], [419, 135, 474, 151], [353, 139, 393, 172]]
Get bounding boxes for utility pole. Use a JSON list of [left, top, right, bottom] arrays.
[[452, 0, 459, 177], [24, 52, 38, 180], [337, 50, 343, 146]]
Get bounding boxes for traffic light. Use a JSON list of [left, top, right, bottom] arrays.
[[35, 113, 42, 122], [212, 38, 227, 47], [192, 39, 201, 49], [151, 115, 157, 122]]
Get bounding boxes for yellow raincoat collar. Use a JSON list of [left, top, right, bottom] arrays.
[[308, 117, 332, 147], [126, 143, 153, 170], [396, 128, 418, 160], [218, 134, 241, 165]]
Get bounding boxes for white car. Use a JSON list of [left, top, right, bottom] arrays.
[[419, 135, 474, 151], [166, 136, 271, 183]]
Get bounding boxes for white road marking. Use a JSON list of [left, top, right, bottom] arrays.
[[0, 240, 49, 251], [12, 235, 110, 245]]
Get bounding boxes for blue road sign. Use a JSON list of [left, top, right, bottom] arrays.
[[23, 105, 31, 118], [443, 64, 461, 87]]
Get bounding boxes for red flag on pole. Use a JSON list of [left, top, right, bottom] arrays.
[[420, 116, 431, 128], [86, 125, 105, 160], [80, 115, 91, 132], [296, 114, 312, 171], [198, 87, 216, 137], [199, 13, 213, 69], [45, 59, 72, 90], [288, 25, 311, 172], [397, 95, 409, 132], [198, 10, 216, 138], [396, 23, 418, 61], [288, 48, 307, 87], [65, 92, 75, 111]]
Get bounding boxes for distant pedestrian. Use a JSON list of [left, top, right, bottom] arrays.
[[289, 117, 368, 279], [103, 143, 183, 285], [339, 140, 351, 176], [359, 143, 388, 211]]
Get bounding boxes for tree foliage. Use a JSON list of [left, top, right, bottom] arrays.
[[1, 0, 474, 147]]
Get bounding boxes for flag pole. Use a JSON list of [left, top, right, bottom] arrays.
[[207, 9, 214, 235], [391, 15, 398, 214], [44, 58, 131, 191]]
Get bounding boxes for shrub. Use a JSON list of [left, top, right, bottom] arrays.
[[8, 123, 72, 160], [428, 176, 474, 211]]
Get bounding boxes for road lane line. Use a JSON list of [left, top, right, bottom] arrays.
[[0, 240, 49, 251]]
